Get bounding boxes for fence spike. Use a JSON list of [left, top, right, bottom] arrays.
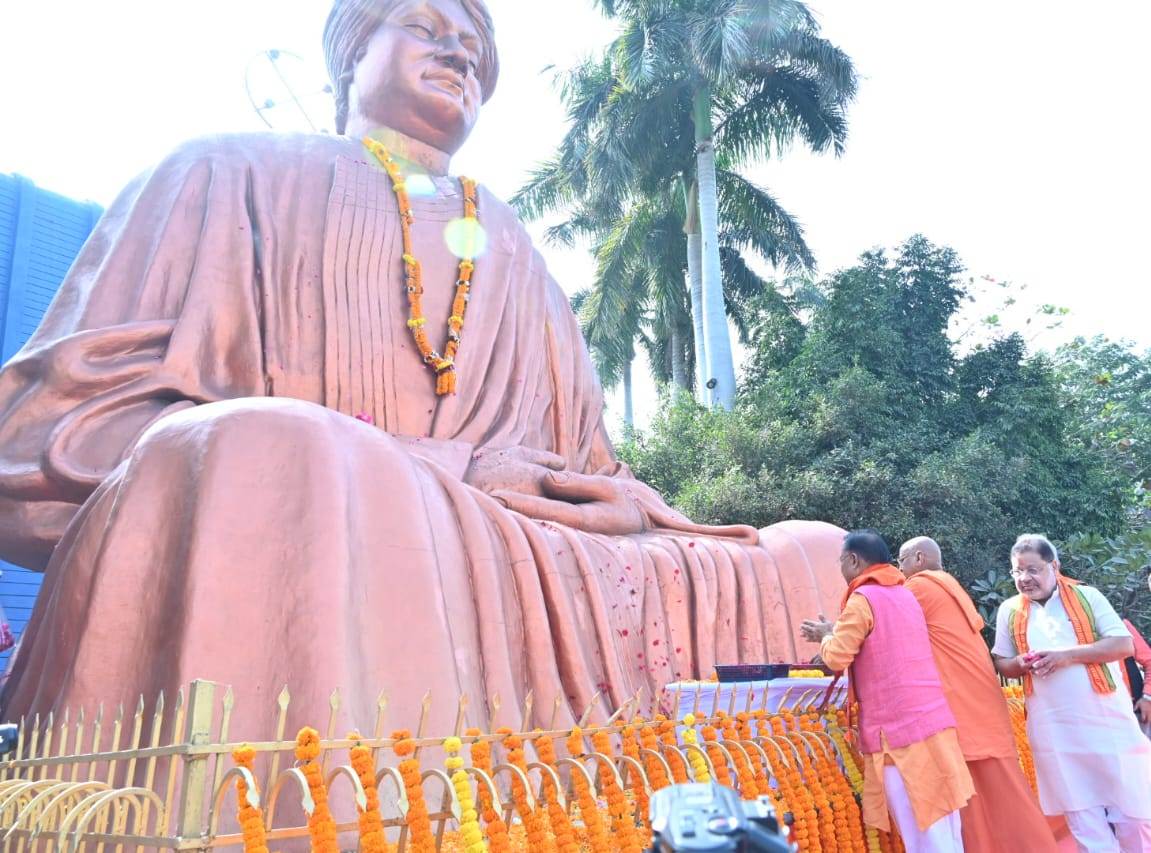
[[519, 691, 534, 731], [577, 691, 601, 728], [373, 692, 389, 740], [489, 694, 502, 731], [454, 695, 469, 737]]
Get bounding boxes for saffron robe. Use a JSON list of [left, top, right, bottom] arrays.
[[906, 570, 1056, 852], [0, 133, 845, 739]]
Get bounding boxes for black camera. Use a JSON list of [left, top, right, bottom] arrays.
[[0, 723, 18, 757], [647, 782, 794, 852]]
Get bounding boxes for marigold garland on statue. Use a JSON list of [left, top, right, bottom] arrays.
[[363, 136, 479, 396], [294, 727, 339, 853], [231, 745, 269, 853]]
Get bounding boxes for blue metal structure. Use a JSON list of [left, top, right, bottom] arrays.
[[0, 174, 102, 666]]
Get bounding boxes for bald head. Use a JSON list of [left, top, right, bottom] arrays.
[[897, 536, 943, 577]]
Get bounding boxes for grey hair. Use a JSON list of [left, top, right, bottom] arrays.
[[1011, 534, 1059, 563]]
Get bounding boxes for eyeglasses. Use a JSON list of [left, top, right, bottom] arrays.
[[1010, 565, 1050, 579]]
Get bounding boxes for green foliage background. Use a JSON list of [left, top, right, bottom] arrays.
[[617, 236, 1151, 635]]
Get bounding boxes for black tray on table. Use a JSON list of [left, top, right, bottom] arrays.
[[715, 663, 833, 683]]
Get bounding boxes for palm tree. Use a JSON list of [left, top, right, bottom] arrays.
[[515, 0, 855, 409]]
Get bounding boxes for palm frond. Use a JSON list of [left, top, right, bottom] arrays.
[[717, 168, 814, 271]]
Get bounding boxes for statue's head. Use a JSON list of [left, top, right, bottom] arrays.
[[324, 0, 499, 154]]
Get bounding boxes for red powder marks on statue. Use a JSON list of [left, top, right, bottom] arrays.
[[619, 629, 629, 638], [652, 639, 661, 646], [354, 412, 374, 425]]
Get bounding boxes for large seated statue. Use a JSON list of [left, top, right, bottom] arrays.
[[0, 0, 844, 738]]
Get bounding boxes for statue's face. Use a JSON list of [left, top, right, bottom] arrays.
[[349, 0, 484, 153]]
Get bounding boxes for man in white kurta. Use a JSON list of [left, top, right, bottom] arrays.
[[993, 535, 1151, 853]]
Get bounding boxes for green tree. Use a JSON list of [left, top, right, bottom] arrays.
[[514, 0, 855, 409], [620, 237, 1145, 607]]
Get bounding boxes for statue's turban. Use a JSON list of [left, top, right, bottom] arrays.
[[324, 0, 500, 133]]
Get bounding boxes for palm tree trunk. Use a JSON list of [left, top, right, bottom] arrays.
[[683, 179, 708, 404], [671, 326, 689, 392], [622, 356, 634, 429], [693, 86, 737, 410]]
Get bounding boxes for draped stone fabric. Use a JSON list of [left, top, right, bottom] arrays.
[[0, 133, 845, 740]]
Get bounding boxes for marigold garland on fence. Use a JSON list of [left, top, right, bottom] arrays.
[[393, 729, 437, 853], [591, 729, 642, 853], [465, 727, 511, 853], [443, 736, 485, 853], [701, 715, 735, 789], [199, 692, 1039, 853], [294, 727, 339, 853], [347, 731, 393, 853], [638, 717, 672, 792], [656, 714, 690, 784], [498, 728, 554, 853], [680, 714, 712, 783], [619, 719, 651, 834], [565, 727, 613, 853], [532, 730, 580, 853], [231, 745, 269, 853]]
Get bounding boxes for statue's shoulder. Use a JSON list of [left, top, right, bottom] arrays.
[[154, 132, 350, 176]]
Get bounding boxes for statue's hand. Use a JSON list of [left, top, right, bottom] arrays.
[[492, 471, 647, 536], [464, 446, 568, 497]]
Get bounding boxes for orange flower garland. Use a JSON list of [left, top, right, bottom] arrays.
[[736, 712, 774, 799], [619, 720, 650, 833], [701, 715, 734, 789], [591, 729, 642, 853], [294, 727, 339, 853], [231, 745, 269, 853], [497, 728, 554, 853], [393, 729, 436, 853], [1004, 686, 1039, 794], [565, 727, 613, 853], [656, 714, 690, 784], [788, 733, 837, 853], [532, 731, 580, 853], [638, 719, 672, 792], [465, 727, 511, 853], [719, 713, 758, 801], [347, 732, 392, 853], [363, 136, 479, 396]]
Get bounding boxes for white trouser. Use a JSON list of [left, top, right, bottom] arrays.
[[1065, 806, 1151, 853], [883, 765, 964, 853]]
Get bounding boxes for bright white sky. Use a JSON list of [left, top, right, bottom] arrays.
[[2, 1, 1149, 430]]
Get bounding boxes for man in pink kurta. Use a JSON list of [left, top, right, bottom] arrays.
[[0, 0, 844, 740]]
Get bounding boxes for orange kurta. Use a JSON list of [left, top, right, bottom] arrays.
[[906, 570, 1057, 852], [821, 592, 973, 832]]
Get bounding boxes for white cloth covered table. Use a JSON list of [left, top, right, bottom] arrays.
[[660, 676, 848, 720]]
